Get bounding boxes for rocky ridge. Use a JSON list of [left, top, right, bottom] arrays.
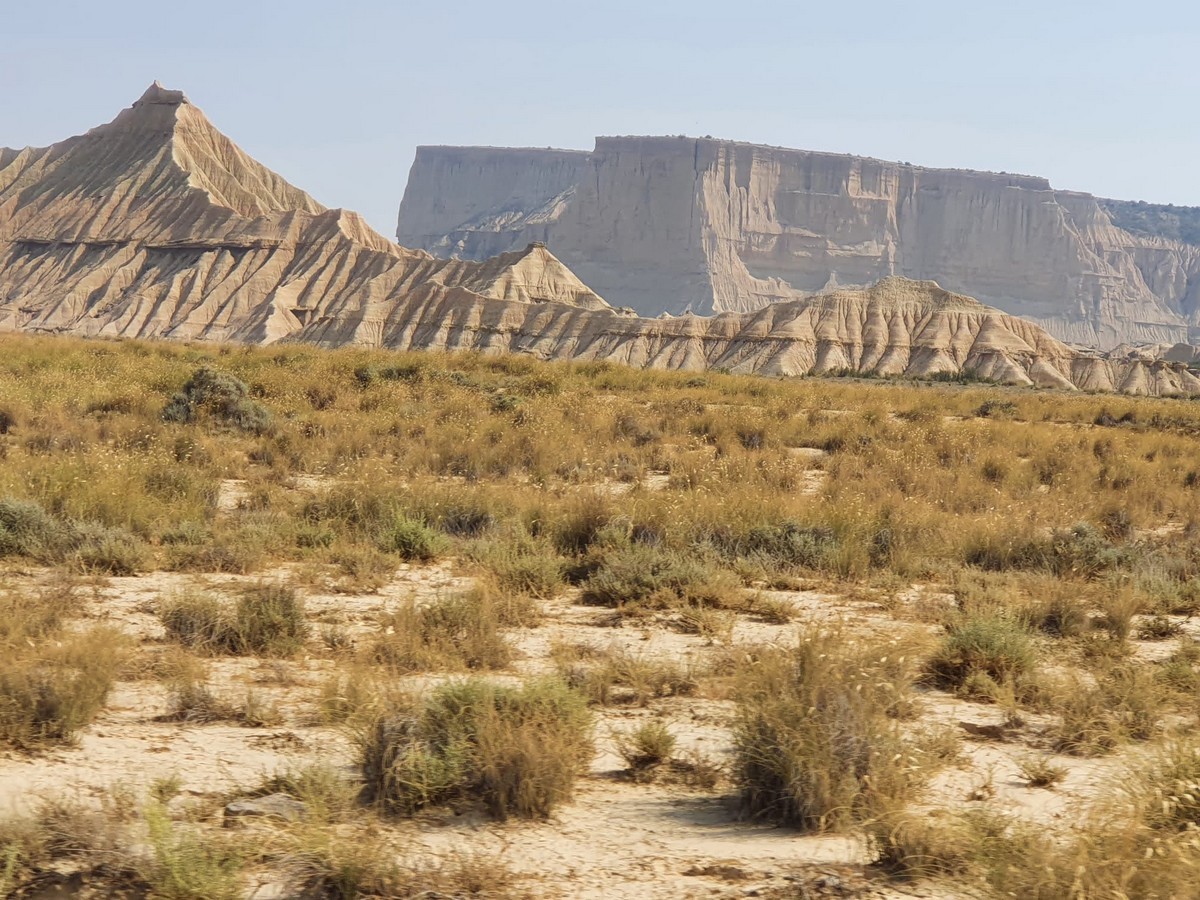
[[0, 84, 607, 344], [397, 137, 1200, 350], [1, 86, 1198, 395]]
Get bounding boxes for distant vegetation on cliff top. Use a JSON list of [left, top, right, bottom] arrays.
[[1101, 198, 1200, 246]]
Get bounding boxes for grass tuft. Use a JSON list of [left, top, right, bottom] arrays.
[[360, 678, 593, 820], [732, 629, 924, 832], [369, 588, 517, 672]]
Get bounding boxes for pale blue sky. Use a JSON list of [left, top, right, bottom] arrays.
[[3, 0, 1198, 234]]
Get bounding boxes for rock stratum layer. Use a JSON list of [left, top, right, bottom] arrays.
[[2, 86, 1198, 396], [397, 137, 1200, 350]]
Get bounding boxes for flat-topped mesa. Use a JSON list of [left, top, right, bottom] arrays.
[[398, 136, 1200, 351]]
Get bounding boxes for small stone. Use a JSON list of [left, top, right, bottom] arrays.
[[223, 793, 306, 824]]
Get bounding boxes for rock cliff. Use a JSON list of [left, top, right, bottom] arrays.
[[2, 86, 1197, 396], [397, 137, 1200, 350]]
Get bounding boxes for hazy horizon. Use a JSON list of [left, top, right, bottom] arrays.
[[4, 0, 1199, 236]]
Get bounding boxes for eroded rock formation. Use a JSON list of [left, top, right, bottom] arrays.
[[1, 86, 1197, 396], [397, 137, 1200, 350], [0, 84, 607, 344]]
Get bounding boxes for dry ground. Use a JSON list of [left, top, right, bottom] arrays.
[[2, 336, 1200, 898]]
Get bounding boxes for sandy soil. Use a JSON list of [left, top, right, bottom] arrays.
[[0, 540, 1166, 899]]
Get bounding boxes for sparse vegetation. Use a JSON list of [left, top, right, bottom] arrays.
[[159, 584, 307, 657], [617, 720, 677, 780], [0, 625, 125, 749], [732, 630, 924, 832], [926, 614, 1036, 696], [368, 588, 518, 672], [142, 801, 244, 900], [3, 334, 1200, 894], [1016, 755, 1068, 788], [359, 678, 593, 820]]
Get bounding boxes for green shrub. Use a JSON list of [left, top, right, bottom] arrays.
[[234, 584, 307, 656], [159, 586, 306, 657], [1017, 592, 1094, 643], [714, 520, 839, 571], [0, 498, 68, 561], [159, 592, 232, 652], [162, 366, 273, 434], [471, 540, 564, 600], [581, 545, 739, 611], [70, 522, 147, 575], [926, 616, 1036, 692], [326, 543, 395, 593], [142, 802, 243, 900], [378, 516, 446, 561], [0, 499, 145, 572], [964, 523, 1123, 577], [360, 678, 593, 820]]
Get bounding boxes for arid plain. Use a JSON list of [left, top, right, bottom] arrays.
[[2, 336, 1200, 898]]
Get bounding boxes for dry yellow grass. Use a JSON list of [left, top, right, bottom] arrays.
[[3, 332, 1200, 897]]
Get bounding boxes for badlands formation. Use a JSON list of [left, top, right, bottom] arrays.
[[1, 86, 1199, 394], [397, 137, 1200, 350], [0, 84, 608, 345]]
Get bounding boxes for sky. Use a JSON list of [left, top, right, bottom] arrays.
[[3, 0, 1199, 235]]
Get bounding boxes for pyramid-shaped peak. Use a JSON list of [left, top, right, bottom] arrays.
[[0, 82, 325, 237], [134, 81, 189, 108]]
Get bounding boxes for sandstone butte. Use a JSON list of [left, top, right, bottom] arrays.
[[2, 84, 1199, 396], [396, 137, 1200, 351]]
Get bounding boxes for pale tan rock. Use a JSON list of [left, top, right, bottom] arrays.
[[0, 85, 607, 346], [2, 87, 1197, 397], [292, 273, 1200, 395], [397, 137, 1200, 350]]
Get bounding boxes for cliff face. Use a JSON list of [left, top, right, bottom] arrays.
[[3, 86, 1197, 397], [397, 137, 1200, 350]]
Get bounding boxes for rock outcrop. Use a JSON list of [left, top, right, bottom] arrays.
[[2, 86, 1197, 396], [397, 137, 1200, 350]]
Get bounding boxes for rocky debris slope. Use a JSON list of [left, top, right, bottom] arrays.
[[397, 137, 1200, 350], [1, 86, 1197, 395]]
